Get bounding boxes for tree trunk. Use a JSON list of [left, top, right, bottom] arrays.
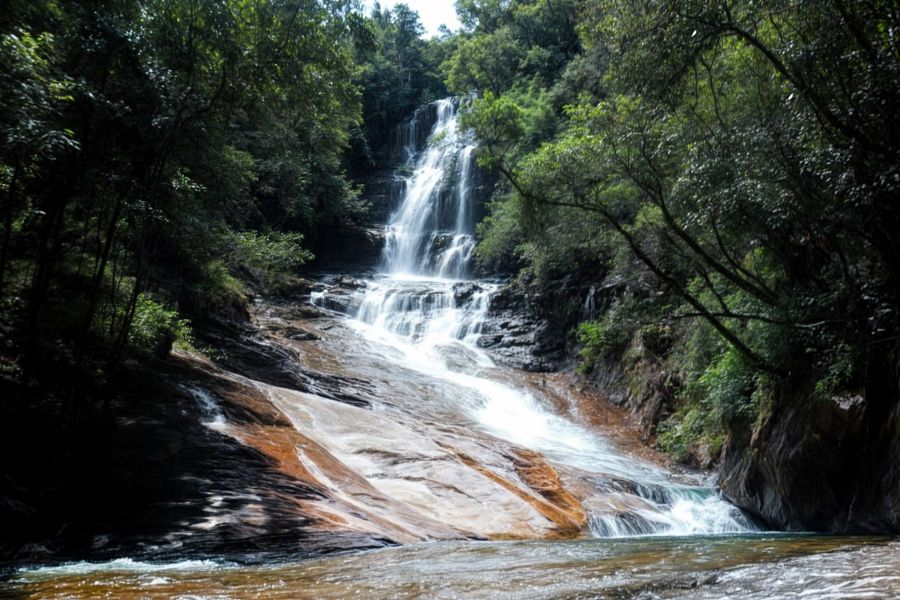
[[0, 158, 21, 293], [24, 189, 69, 374], [76, 185, 128, 365]]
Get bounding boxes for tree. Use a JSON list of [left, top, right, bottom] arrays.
[[0, 0, 366, 379], [353, 3, 451, 165], [464, 0, 900, 441]]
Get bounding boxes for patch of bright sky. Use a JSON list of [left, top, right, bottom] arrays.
[[362, 0, 461, 37]]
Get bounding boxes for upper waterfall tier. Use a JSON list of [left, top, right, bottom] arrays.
[[382, 98, 478, 279]]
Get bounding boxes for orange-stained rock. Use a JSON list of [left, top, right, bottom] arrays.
[[172, 355, 588, 543], [442, 445, 587, 538], [154, 301, 701, 551], [179, 351, 594, 543], [507, 448, 588, 535]]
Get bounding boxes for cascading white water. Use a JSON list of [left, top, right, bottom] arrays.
[[382, 98, 478, 279], [582, 286, 597, 321], [331, 97, 755, 537]]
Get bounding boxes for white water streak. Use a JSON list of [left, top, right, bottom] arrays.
[[383, 99, 477, 279]]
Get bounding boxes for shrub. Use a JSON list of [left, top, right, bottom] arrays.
[[128, 294, 192, 358], [198, 259, 246, 300], [576, 297, 637, 372], [813, 343, 857, 400], [656, 402, 725, 465], [699, 348, 759, 422], [230, 231, 313, 288]]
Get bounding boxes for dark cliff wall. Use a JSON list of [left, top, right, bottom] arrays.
[[479, 269, 603, 373], [719, 363, 900, 532], [482, 273, 679, 451]]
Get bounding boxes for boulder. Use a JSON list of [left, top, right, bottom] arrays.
[[452, 282, 482, 304], [719, 379, 900, 532]]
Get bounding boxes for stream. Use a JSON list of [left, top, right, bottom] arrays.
[[5, 98, 897, 598]]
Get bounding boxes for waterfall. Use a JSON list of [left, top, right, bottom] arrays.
[[383, 98, 477, 279], [340, 98, 755, 539], [357, 97, 488, 348], [582, 286, 597, 321]]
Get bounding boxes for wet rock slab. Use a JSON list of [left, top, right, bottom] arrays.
[[0, 357, 391, 566], [2, 294, 614, 563]]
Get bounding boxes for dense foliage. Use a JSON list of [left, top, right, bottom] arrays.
[[3, 0, 898, 468], [0, 0, 373, 380], [351, 2, 452, 168], [457, 0, 900, 461]]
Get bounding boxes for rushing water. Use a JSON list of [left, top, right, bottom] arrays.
[[7, 98, 894, 598], [383, 98, 478, 279], [351, 97, 752, 538]]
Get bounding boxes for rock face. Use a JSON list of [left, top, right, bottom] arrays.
[[0, 359, 384, 564], [236, 297, 599, 542], [213, 297, 628, 543], [471, 272, 665, 423], [478, 272, 605, 373], [719, 379, 900, 533], [2, 293, 619, 563], [311, 225, 386, 269]]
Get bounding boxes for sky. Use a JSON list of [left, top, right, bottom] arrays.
[[363, 0, 462, 37]]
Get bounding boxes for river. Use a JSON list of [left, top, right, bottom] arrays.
[[4, 98, 897, 598]]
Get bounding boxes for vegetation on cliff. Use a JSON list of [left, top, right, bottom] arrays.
[[455, 0, 900, 470], [351, 2, 453, 169]]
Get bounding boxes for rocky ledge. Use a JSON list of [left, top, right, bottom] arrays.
[[719, 382, 900, 533]]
